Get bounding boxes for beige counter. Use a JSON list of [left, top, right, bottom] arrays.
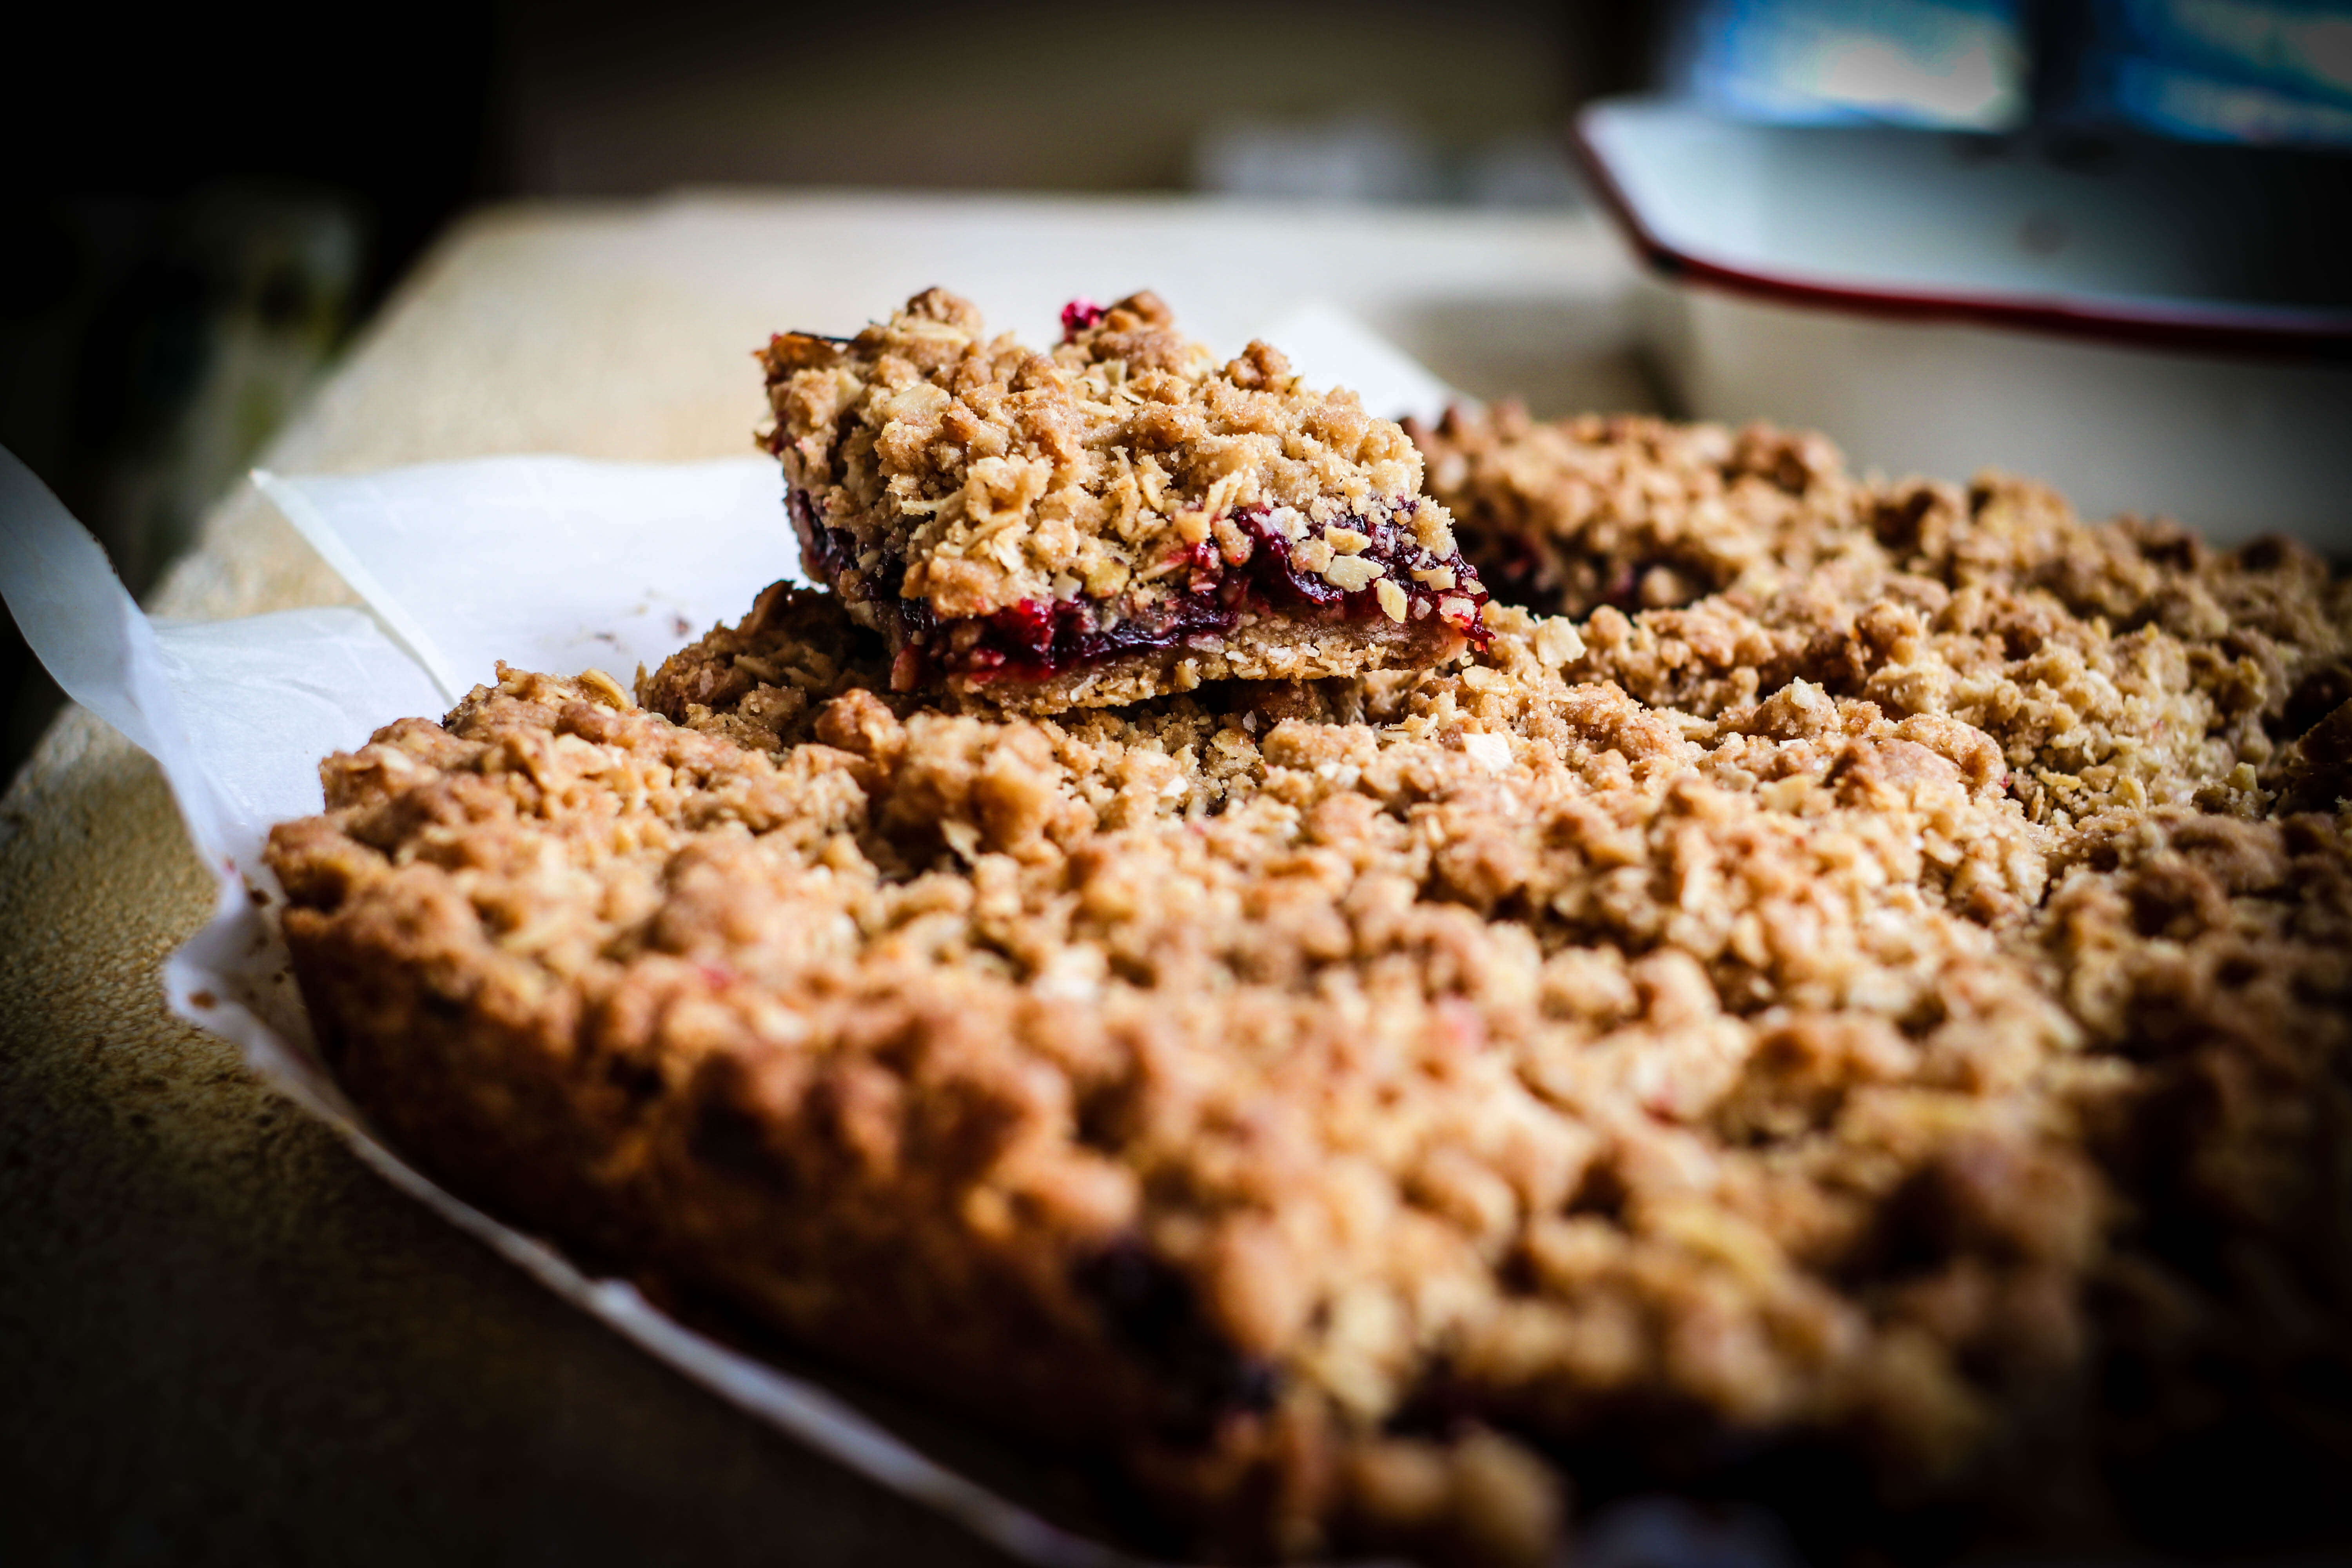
[[0, 195, 1640, 1562]]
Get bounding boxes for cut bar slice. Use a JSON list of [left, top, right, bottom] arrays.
[[761, 288, 1490, 712]]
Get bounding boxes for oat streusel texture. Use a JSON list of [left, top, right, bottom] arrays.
[[1420, 407, 2352, 825], [270, 418, 2352, 1564], [761, 290, 1487, 711], [1410, 405, 1876, 620]]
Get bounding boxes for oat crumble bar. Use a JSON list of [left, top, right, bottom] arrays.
[[761, 289, 1491, 713], [269, 421, 2352, 1565], [1409, 404, 1869, 618]]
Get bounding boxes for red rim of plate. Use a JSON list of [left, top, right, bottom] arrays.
[[1568, 110, 2352, 363]]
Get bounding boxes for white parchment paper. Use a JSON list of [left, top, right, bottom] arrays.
[[1, 312, 1778, 1568]]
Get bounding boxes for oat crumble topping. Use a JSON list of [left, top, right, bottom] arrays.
[[762, 289, 1489, 708], [1410, 404, 1871, 618], [269, 408, 2352, 1565]]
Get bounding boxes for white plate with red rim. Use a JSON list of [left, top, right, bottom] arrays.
[[1572, 96, 2352, 549]]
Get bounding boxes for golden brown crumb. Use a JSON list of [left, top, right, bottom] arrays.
[[762, 290, 1489, 711], [270, 411, 2352, 1565], [1408, 403, 1864, 618]]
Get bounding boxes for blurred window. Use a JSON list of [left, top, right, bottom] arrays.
[[2074, 0, 2352, 145], [1674, 0, 2032, 128], [1665, 0, 2352, 145]]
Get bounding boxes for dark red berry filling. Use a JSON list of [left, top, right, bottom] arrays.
[[1060, 298, 1107, 340], [790, 489, 1490, 689]]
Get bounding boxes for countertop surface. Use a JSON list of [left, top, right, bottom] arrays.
[[0, 194, 1642, 1566]]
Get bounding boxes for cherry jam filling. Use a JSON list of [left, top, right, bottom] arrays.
[[1455, 522, 1555, 612], [1059, 298, 1107, 340], [791, 489, 1490, 686]]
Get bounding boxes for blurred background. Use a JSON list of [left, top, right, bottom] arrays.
[[6, 0, 2349, 780]]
